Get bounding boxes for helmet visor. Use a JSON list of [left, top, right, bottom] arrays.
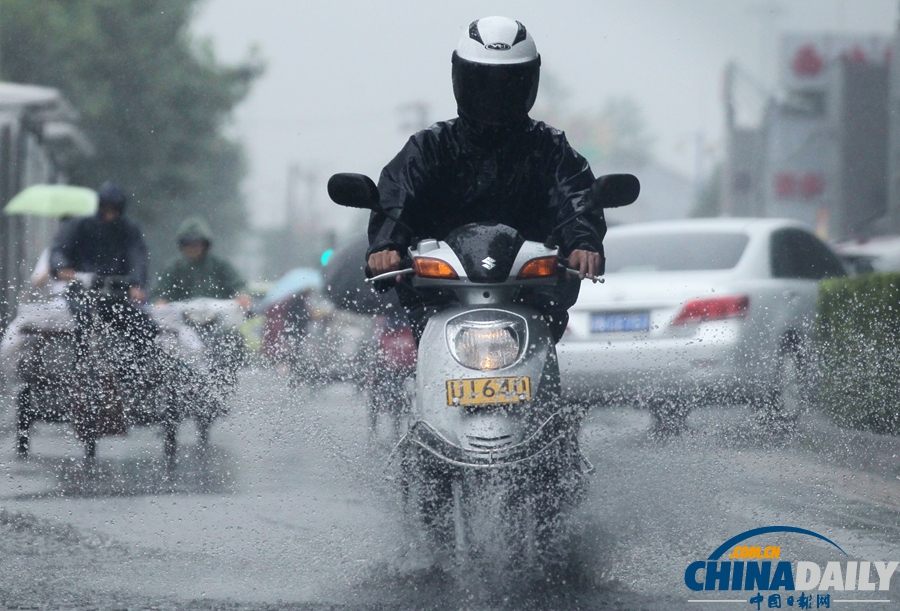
[[452, 53, 540, 126]]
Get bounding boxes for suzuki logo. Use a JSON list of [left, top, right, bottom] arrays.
[[482, 257, 496, 270]]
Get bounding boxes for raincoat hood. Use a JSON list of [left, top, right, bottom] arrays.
[[177, 216, 214, 245]]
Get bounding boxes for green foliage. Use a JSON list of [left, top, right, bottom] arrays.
[[817, 272, 900, 434], [0, 0, 262, 260]]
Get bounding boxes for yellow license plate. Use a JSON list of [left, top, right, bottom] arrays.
[[446, 376, 531, 406]]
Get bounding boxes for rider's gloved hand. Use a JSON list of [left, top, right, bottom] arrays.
[[367, 250, 402, 277], [568, 249, 603, 282]]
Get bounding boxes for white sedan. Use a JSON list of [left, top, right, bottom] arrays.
[[558, 218, 847, 427]]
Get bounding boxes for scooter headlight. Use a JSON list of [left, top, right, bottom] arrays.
[[446, 311, 526, 371]]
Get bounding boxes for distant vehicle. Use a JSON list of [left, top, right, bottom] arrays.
[[263, 287, 371, 386], [320, 231, 417, 412], [558, 218, 847, 429]]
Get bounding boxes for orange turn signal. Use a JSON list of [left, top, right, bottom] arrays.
[[517, 256, 559, 279], [413, 257, 459, 280]]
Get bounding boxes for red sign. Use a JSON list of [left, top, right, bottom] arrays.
[[774, 173, 797, 198], [792, 44, 824, 77], [842, 46, 868, 65], [800, 173, 825, 198], [774, 172, 824, 199]]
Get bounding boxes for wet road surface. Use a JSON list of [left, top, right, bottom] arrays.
[[2, 369, 900, 610]]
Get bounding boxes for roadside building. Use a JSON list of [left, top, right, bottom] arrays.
[[722, 33, 892, 242], [0, 82, 92, 324]]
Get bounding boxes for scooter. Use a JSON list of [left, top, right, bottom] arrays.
[[327, 172, 638, 571]]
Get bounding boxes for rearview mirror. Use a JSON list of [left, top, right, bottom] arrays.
[[589, 174, 640, 209], [327, 173, 380, 210]]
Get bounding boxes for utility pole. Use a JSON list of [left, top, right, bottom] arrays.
[[283, 163, 323, 268], [285, 165, 319, 232], [286, 164, 302, 234], [300, 169, 317, 230]]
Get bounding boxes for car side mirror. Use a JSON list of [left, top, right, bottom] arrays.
[[589, 174, 640, 210], [327, 173, 380, 210]]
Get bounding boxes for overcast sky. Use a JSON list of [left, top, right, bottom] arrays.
[[193, 0, 898, 230]]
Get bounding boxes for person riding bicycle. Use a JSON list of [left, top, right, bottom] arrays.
[[366, 16, 605, 342], [154, 216, 250, 309]]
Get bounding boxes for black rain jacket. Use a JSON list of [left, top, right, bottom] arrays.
[[50, 215, 150, 288], [367, 117, 606, 264]]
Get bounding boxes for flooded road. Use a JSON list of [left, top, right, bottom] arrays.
[[2, 369, 899, 610]]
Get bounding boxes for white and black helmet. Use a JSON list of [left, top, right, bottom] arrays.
[[451, 16, 541, 126]]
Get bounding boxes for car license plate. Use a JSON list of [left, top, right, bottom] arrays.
[[590, 311, 650, 333], [446, 376, 531, 406]]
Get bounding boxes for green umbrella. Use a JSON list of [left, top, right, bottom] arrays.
[[4, 184, 98, 217]]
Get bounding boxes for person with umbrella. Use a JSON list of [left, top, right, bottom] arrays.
[[260, 268, 322, 368], [3, 184, 99, 295]]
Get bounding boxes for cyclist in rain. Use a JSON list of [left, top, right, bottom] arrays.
[[154, 216, 250, 308]]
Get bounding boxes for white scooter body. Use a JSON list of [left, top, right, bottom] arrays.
[[403, 236, 574, 469]]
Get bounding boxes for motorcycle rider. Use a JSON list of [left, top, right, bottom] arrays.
[[51, 181, 149, 303], [49, 180, 160, 362], [155, 216, 249, 394], [367, 16, 604, 342], [154, 216, 250, 308]]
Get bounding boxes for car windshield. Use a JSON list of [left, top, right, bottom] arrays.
[[603, 231, 750, 273]]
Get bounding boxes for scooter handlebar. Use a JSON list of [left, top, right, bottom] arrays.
[[364, 268, 415, 284], [364, 256, 414, 284], [558, 257, 604, 283]]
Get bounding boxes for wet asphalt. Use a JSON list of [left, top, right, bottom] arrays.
[[1, 368, 899, 611]]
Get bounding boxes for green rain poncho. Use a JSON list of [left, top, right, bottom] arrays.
[[154, 217, 246, 301]]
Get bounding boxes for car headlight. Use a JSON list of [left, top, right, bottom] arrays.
[[446, 311, 526, 371]]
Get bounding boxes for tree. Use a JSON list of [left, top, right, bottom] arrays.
[[0, 0, 262, 261]]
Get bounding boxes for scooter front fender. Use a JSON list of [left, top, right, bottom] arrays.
[[412, 304, 563, 460]]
